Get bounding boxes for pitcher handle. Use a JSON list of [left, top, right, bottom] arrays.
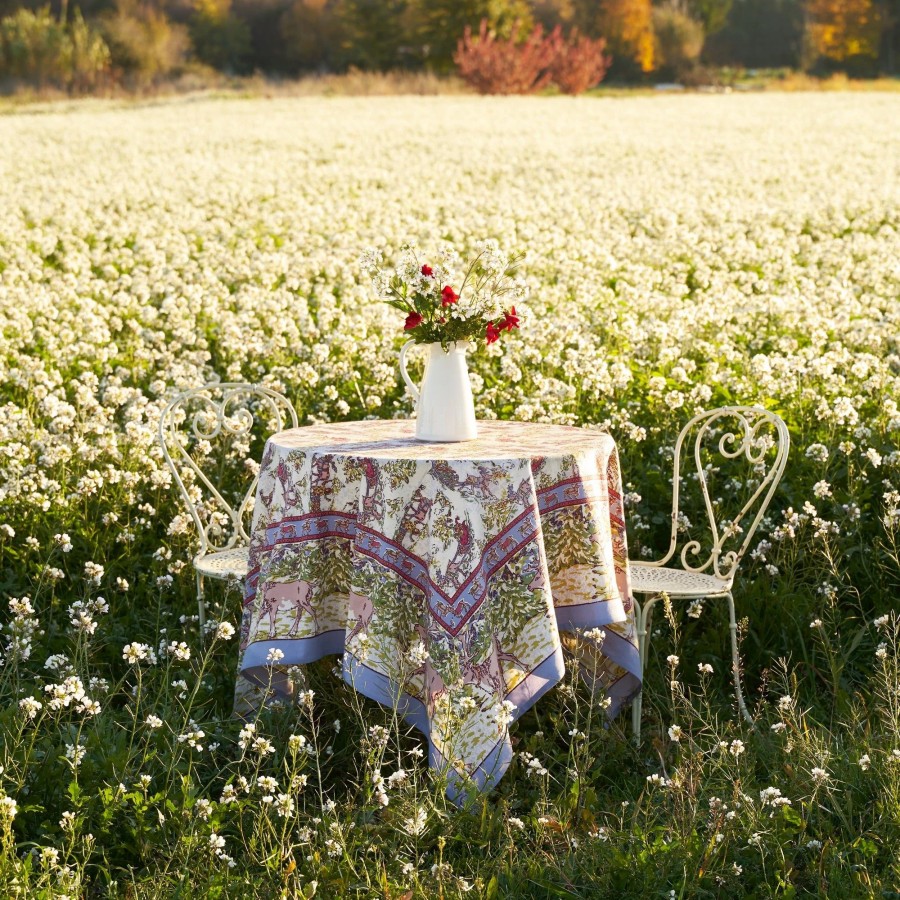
[[399, 339, 420, 408]]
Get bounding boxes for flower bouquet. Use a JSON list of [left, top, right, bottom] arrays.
[[360, 240, 527, 346], [360, 241, 528, 441]]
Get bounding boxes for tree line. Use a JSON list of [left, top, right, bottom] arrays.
[[1, 0, 898, 93]]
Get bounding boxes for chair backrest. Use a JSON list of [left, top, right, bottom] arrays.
[[648, 406, 789, 584], [158, 383, 298, 558]]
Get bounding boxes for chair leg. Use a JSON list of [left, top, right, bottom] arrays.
[[196, 571, 207, 632], [632, 593, 659, 744], [725, 591, 753, 726]]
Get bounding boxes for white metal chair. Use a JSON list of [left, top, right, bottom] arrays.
[[629, 406, 789, 741], [158, 383, 298, 628]]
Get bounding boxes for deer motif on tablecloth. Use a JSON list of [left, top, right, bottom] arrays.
[[346, 589, 374, 644], [505, 475, 534, 509], [259, 580, 318, 638], [459, 465, 507, 501], [458, 619, 524, 698]]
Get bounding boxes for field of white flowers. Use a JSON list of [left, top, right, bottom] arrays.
[[0, 93, 899, 898]]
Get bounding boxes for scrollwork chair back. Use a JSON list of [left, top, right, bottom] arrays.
[[158, 383, 298, 625], [645, 406, 790, 586]]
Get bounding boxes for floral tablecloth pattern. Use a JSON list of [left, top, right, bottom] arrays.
[[237, 420, 640, 800]]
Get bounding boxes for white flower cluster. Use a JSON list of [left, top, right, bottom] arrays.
[[363, 239, 529, 330], [3, 597, 40, 667], [759, 786, 791, 809], [122, 643, 157, 666], [177, 723, 206, 752], [491, 699, 517, 731], [519, 752, 548, 777], [43, 675, 101, 716], [208, 833, 236, 868]]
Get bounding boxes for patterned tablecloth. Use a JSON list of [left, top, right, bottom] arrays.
[[237, 420, 641, 801]]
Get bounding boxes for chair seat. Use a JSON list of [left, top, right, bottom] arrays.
[[629, 562, 731, 598], [194, 547, 250, 580]]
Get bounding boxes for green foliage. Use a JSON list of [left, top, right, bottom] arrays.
[[0, 6, 68, 83], [335, 0, 409, 70], [278, 0, 344, 72], [0, 0, 898, 85], [652, 3, 705, 77], [704, 0, 804, 68], [190, 0, 251, 72], [484, 552, 547, 641], [99, 0, 189, 85], [687, 0, 732, 36], [0, 6, 109, 90], [8, 580, 899, 895], [412, 0, 535, 73]]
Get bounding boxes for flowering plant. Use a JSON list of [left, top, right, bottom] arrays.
[[360, 241, 527, 347]]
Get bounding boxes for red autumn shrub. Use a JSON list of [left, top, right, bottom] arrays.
[[453, 19, 561, 95], [550, 29, 612, 95]]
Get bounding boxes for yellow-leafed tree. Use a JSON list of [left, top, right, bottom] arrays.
[[593, 0, 655, 73], [805, 0, 882, 62]]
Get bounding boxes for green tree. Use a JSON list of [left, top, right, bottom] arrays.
[[704, 0, 804, 67], [653, 2, 705, 76], [0, 5, 109, 90], [543, 507, 596, 575], [100, 0, 190, 85], [882, 0, 900, 72], [0, 5, 70, 85], [279, 0, 343, 72], [336, 0, 407, 70], [412, 0, 534, 73], [190, 0, 251, 72], [68, 7, 111, 89], [688, 0, 732, 35], [229, 0, 293, 74]]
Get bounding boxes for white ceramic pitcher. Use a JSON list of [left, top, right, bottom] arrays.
[[399, 340, 478, 442]]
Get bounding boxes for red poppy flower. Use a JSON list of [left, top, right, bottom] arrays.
[[441, 285, 458, 306], [502, 306, 520, 331], [421, 264, 433, 277], [486, 322, 501, 344], [404, 312, 423, 331]]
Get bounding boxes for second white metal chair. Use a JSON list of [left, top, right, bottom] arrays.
[[158, 383, 298, 628], [629, 406, 790, 740]]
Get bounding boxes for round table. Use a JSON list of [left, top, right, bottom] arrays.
[[236, 419, 641, 802]]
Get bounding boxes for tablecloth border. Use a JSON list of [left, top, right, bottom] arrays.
[[238, 622, 640, 805], [343, 645, 565, 805]]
